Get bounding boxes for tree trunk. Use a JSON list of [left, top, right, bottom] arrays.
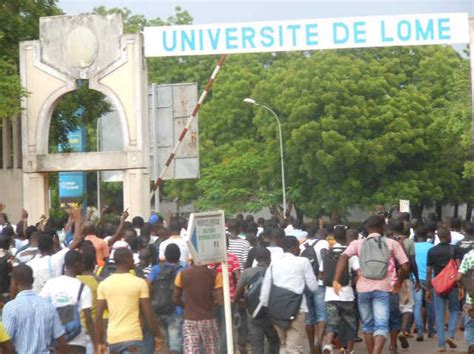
[[411, 204, 424, 220], [466, 202, 473, 221], [453, 203, 459, 218], [436, 202, 443, 221], [295, 206, 304, 225]]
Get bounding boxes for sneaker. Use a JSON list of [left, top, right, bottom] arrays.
[[428, 332, 436, 338], [416, 335, 424, 342], [353, 336, 362, 343], [437, 348, 446, 352], [446, 337, 457, 349], [398, 333, 409, 349], [323, 344, 333, 354]]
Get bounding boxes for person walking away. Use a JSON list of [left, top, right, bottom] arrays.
[[457, 249, 474, 353], [2, 264, 67, 354], [235, 246, 280, 354], [434, 217, 465, 245], [333, 215, 409, 354], [425, 227, 464, 352], [320, 226, 359, 354], [138, 248, 152, 278], [300, 225, 329, 353], [159, 220, 189, 263], [40, 250, 94, 354], [413, 225, 435, 340], [147, 244, 185, 354], [260, 235, 318, 353], [13, 229, 39, 265], [174, 259, 223, 354], [83, 221, 109, 267], [95, 248, 163, 354], [77, 250, 99, 354]]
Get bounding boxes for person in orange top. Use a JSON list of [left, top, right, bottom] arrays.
[[82, 222, 109, 267]]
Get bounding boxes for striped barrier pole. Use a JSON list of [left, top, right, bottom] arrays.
[[150, 54, 228, 199]]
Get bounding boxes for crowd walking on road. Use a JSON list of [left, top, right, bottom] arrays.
[[0, 204, 474, 354]]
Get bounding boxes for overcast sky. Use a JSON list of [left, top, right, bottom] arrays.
[[58, 0, 473, 24]]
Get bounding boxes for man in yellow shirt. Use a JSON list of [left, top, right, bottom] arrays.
[[95, 248, 162, 353], [0, 322, 13, 354]]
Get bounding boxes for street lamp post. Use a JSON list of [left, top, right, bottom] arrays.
[[244, 98, 287, 217]]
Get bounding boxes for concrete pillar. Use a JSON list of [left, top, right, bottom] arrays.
[[23, 172, 49, 223], [123, 168, 151, 218]]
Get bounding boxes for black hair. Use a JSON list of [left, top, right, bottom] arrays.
[[334, 226, 347, 244], [25, 225, 37, 240], [1, 225, 14, 238], [164, 243, 181, 263], [114, 248, 132, 265], [38, 233, 53, 253], [464, 221, 474, 236], [82, 250, 96, 271], [139, 248, 151, 260], [16, 221, 26, 239], [438, 227, 451, 241], [12, 264, 34, 287], [448, 217, 462, 231], [281, 236, 299, 251], [247, 222, 258, 234], [254, 246, 271, 263], [227, 219, 240, 234], [415, 225, 428, 241], [245, 215, 255, 223], [126, 235, 140, 252], [270, 228, 285, 241], [132, 216, 145, 229], [64, 250, 82, 268], [365, 215, 385, 231], [169, 219, 181, 234], [140, 223, 152, 238]]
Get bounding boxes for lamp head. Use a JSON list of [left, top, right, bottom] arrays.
[[243, 98, 257, 105]]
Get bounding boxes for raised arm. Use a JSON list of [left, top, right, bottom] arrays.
[[107, 209, 129, 248]]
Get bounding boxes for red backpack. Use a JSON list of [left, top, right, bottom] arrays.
[[431, 246, 458, 295]]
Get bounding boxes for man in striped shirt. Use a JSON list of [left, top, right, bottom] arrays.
[[227, 220, 251, 270], [3, 265, 67, 354]]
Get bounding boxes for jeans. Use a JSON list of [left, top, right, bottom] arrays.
[[388, 293, 401, 331], [159, 312, 184, 352], [433, 287, 459, 348], [413, 282, 435, 335], [305, 286, 327, 325], [465, 314, 474, 347], [248, 314, 280, 354], [109, 340, 144, 354], [357, 290, 390, 338]]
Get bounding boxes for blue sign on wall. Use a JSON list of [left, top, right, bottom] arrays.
[[59, 127, 86, 201], [59, 172, 86, 199]]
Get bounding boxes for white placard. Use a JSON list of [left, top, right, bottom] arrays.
[[144, 13, 469, 57], [400, 200, 410, 213], [186, 211, 226, 265]]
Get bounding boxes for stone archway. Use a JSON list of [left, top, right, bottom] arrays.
[[20, 13, 150, 221]]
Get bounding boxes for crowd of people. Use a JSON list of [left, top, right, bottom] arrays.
[[0, 205, 473, 354]]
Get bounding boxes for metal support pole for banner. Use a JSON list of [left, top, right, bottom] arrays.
[[149, 54, 228, 202], [221, 258, 234, 354]]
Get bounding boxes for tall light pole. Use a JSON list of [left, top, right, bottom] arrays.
[[244, 98, 287, 217]]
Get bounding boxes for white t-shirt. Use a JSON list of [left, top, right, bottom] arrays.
[[159, 236, 189, 263], [27, 248, 69, 293], [252, 246, 284, 267], [434, 230, 465, 245], [320, 251, 359, 302], [40, 275, 92, 347]]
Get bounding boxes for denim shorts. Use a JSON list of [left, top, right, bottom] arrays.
[[305, 286, 327, 325], [357, 290, 390, 338], [159, 312, 184, 352], [389, 292, 401, 331]]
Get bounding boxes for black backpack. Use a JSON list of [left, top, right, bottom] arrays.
[[322, 247, 349, 287], [245, 267, 267, 319], [151, 264, 180, 315], [300, 239, 320, 276]]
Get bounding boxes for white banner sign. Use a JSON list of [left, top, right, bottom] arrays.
[[399, 199, 410, 213], [144, 12, 469, 57]]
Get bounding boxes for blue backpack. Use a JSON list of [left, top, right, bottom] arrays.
[[56, 283, 85, 342]]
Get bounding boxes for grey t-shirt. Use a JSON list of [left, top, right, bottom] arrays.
[[237, 264, 268, 289]]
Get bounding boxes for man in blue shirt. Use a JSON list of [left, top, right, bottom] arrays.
[[413, 226, 435, 341], [147, 244, 185, 354], [3, 264, 67, 354]]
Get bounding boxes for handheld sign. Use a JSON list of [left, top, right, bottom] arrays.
[[399, 200, 410, 214], [186, 210, 234, 353], [186, 210, 226, 265]]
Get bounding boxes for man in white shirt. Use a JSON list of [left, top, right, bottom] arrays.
[[434, 217, 465, 245], [260, 235, 318, 353], [319, 227, 360, 354], [300, 229, 330, 353], [40, 250, 94, 353], [159, 221, 189, 263], [27, 209, 83, 293]]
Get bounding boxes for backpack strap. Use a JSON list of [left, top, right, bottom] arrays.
[[77, 283, 85, 302], [449, 245, 455, 260], [95, 265, 104, 277], [311, 239, 320, 247]]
